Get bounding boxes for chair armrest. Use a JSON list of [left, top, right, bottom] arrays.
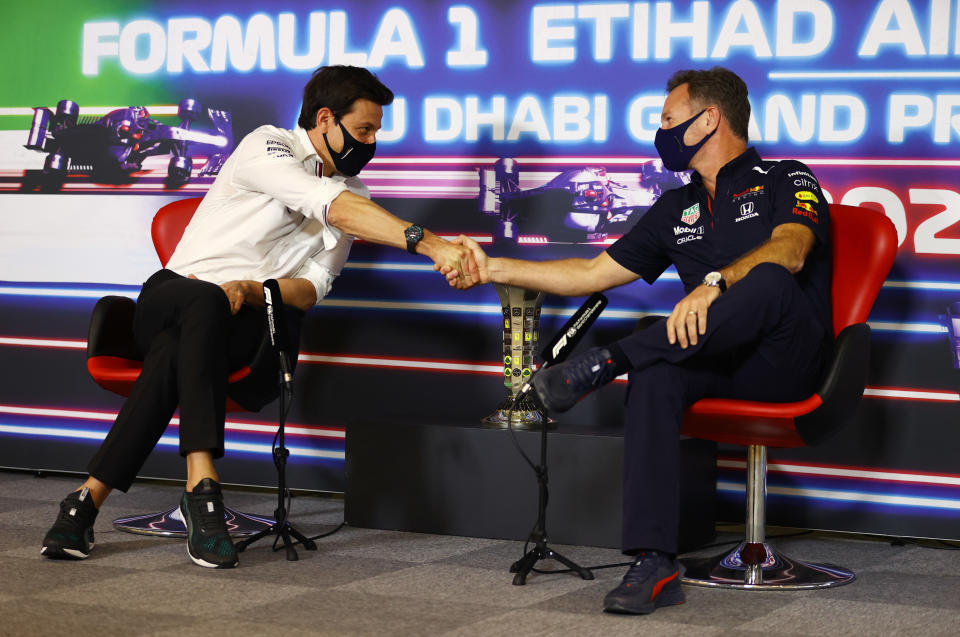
[[795, 323, 871, 445], [87, 296, 140, 360]]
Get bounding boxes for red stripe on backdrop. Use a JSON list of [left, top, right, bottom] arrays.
[[719, 455, 960, 487], [0, 404, 344, 440], [1, 337, 957, 403]]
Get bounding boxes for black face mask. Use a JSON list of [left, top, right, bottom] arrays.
[[653, 109, 716, 172], [322, 120, 376, 177]]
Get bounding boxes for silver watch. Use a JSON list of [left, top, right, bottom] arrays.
[[703, 271, 727, 293]]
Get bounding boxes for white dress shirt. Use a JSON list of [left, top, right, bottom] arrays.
[[166, 126, 366, 305]]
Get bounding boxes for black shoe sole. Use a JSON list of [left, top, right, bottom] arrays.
[[603, 589, 686, 615]]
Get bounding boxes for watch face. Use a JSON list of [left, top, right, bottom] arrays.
[[705, 272, 720, 285], [405, 224, 424, 253]]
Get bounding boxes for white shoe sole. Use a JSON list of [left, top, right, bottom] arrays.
[[40, 542, 93, 559], [180, 502, 237, 569]]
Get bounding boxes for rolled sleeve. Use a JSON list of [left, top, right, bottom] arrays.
[[293, 260, 336, 306], [294, 234, 354, 306]]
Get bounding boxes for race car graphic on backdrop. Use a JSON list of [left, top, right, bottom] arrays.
[[479, 157, 688, 242], [23, 98, 233, 189], [942, 302, 960, 369]]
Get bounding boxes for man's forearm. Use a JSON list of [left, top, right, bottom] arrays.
[[719, 223, 813, 287], [327, 191, 446, 260], [487, 256, 607, 296], [238, 278, 317, 312]]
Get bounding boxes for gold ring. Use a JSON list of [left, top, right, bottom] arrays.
[[688, 310, 696, 315]]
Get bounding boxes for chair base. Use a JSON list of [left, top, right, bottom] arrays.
[[113, 505, 275, 538], [681, 541, 855, 590]]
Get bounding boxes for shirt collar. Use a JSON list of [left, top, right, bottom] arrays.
[[292, 127, 320, 162], [690, 147, 762, 187]]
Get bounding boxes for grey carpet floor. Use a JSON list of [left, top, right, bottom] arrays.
[[2, 471, 959, 636]]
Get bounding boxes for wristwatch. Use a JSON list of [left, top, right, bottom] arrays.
[[404, 224, 424, 254], [703, 271, 727, 293]]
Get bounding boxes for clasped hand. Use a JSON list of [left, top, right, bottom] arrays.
[[437, 235, 489, 289], [432, 237, 481, 289]]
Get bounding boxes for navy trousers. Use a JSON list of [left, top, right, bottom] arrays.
[[88, 269, 282, 492], [616, 263, 830, 554]]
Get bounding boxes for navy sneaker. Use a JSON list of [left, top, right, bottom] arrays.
[[41, 487, 99, 560], [179, 478, 238, 569], [603, 551, 685, 615], [530, 347, 619, 412]]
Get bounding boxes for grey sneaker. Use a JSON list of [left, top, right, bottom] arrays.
[[531, 347, 619, 412], [180, 478, 238, 569], [41, 487, 98, 559]]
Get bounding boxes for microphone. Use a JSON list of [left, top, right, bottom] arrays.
[[519, 292, 608, 395], [541, 292, 608, 366], [263, 279, 293, 391]]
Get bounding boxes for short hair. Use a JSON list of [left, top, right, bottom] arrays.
[[298, 65, 394, 130], [666, 67, 750, 141]]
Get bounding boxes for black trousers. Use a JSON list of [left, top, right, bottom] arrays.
[[617, 263, 830, 554], [88, 269, 294, 492]]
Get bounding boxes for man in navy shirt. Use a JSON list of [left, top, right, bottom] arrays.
[[449, 67, 831, 614]]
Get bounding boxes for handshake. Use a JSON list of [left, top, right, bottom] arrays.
[[431, 235, 490, 290]]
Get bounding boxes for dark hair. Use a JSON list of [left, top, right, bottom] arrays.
[[298, 65, 394, 130], [667, 67, 750, 141]]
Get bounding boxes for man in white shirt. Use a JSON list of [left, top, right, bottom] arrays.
[[41, 66, 473, 568]]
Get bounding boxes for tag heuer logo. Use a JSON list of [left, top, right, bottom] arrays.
[[681, 203, 700, 225]]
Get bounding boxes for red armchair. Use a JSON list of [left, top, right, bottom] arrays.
[[86, 197, 274, 537], [679, 203, 898, 589]]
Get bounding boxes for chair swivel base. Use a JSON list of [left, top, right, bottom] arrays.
[[113, 505, 275, 538], [681, 541, 855, 590]]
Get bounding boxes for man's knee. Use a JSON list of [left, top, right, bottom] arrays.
[[182, 279, 231, 320], [742, 261, 793, 290]]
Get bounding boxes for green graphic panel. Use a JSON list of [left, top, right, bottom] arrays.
[[1, 1, 177, 129]]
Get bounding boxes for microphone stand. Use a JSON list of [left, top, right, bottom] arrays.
[[508, 382, 594, 586], [507, 293, 607, 585], [234, 378, 317, 560], [234, 292, 317, 561]]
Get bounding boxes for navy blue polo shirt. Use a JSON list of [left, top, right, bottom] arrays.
[[607, 148, 832, 335]]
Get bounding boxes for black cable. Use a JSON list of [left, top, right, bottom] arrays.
[[505, 390, 538, 473], [267, 384, 296, 553], [504, 379, 546, 571], [263, 381, 348, 551], [527, 530, 816, 575], [532, 561, 632, 575], [889, 537, 960, 550], [305, 521, 346, 541]]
